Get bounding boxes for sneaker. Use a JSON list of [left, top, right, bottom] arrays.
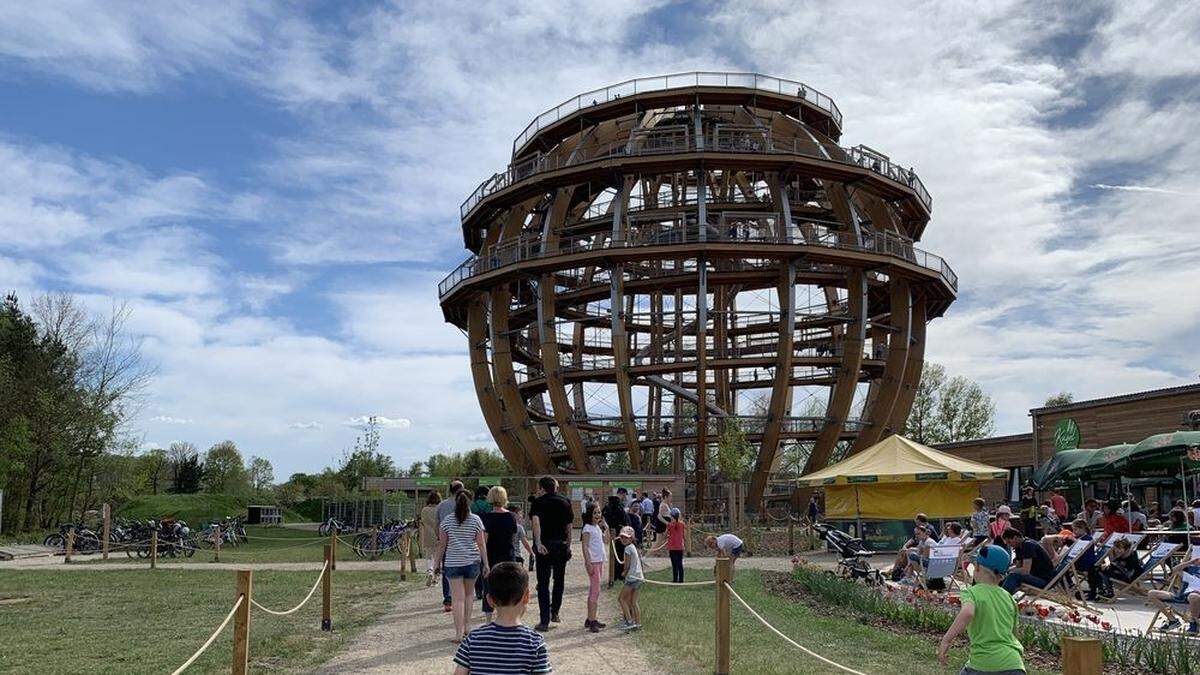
[[550, 613, 561, 623], [619, 621, 636, 631], [534, 623, 550, 632], [625, 622, 642, 631], [592, 620, 607, 629], [425, 572, 435, 587], [588, 622, 601, 633], [1158, 618, 1182, 632], [443, 603, 452, 613]]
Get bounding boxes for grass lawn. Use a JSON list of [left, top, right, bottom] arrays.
[[80, 526, 394, 565], [0, 568, 411, 674], [624, 567, 1054, 675]]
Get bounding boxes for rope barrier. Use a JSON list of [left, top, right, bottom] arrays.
[[170, 594, 245, 675], [250, 562, 329, 616], [642, 577, 716, 587], [723, 582, 866, 675]]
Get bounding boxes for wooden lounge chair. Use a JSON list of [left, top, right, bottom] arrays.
[[1107, 542, 1181, 599], [1016, 537, 1095, 610], [916, 543, 962, 592]]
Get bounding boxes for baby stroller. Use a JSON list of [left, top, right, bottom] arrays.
[[813, 523, 882, 586]]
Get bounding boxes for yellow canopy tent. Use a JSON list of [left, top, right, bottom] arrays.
[[797, 435, 1008, 520]]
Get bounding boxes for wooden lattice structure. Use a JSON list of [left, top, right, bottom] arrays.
[[438, 73, 957, 509]]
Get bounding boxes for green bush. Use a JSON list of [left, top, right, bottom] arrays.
[[291, 498, 324, 522], [790, 566, 1200, 674]]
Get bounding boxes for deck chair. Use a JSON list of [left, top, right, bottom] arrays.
[[917, 543, 963, 591], [1108, 542, 1181, 598], [1146, 569, 1200, 634], [1016, 537, 1095, 610]]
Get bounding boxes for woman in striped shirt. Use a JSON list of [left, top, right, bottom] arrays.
[[436, 490, 490, 643]]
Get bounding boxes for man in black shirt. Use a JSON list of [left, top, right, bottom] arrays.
[[602, 496, 627, 583], [530, 475, 573, 631], [999, 527, 1056, 594]]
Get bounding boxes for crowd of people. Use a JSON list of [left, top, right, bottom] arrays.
[[418, 476, 742, 672]]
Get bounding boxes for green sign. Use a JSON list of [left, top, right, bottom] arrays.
[[415, 477, 446, 487], [609, 481, 643, 491], [847, 475, 878, 484], [476, 476, 505, 485], [858, 520, 912, 551], [1054, 418, 1081, 451], [915, 472, 948, 481], [567, 480, 603, 488]]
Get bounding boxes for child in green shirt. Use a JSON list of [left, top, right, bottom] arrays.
[[938, 545, 1026, 674]]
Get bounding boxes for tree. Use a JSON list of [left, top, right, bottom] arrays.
[[903, 362, 995, 444], [247, 456, 274, 493], [1043, 392, 1074, 407], [714, 419, 754, 481], [202, 440, 249, 495], [142, 447, 168, 495], [408, 461, 426, 477], [168, 441, 202, 493], [336, 417, 398, 490]]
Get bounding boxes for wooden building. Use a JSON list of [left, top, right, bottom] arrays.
[[935, 383, 1200, 503]]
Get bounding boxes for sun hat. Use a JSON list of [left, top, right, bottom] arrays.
[[996, 505, 1013, 516], [619, 525, 635, 539], [975, 545, 1012, 574]]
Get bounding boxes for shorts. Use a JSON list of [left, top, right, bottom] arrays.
[[1171, 590, 1200, 605], [730, 544, 745, 559], [625, 578, 644, 590], [444, 563, 480, 579]]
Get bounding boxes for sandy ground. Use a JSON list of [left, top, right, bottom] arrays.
[[315, 537, 662, 675]]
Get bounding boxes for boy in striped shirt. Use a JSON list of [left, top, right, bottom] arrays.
[[454, 562, 552, 674]]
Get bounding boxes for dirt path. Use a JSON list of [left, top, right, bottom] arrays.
[[316, 537, 661, 674]]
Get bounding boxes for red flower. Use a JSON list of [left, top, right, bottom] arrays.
[[1101, 621, 1112, 630]]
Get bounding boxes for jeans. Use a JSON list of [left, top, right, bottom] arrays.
[[442, 572, 450, 605], [536, 542, 570, 625], [1001, 572, 1048, 594], [670, 550, 684, 583]]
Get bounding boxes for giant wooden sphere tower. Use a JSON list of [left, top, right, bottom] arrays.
[[439, 73, 957, 510]]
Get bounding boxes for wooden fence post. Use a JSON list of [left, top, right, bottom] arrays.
[[65, 529, 74, 564], [101, 503, 111, 560], [714, 555, 732, 675], [322, 544, 333, 631], [408, 529, 418, 573], [1061, 636, 1102, 675], [232, 570, 252, 675], [788, 517, 795, 556], [150, 529, 158, 570], [399, 531, 408, 581], [329, 530, 337, 571]]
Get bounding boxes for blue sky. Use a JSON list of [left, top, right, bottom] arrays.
[[2, 2, 1198, 477]]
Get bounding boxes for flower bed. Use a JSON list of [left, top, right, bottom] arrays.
[[781, 563, 1200, 674]]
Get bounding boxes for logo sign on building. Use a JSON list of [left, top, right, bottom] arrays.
[[1054, 418, 1081, 451]]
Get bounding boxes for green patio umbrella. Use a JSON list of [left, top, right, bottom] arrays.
[[1109, 431, 1200, 478], [1031, 448, 1094, 489], [1059, 443, 1138, 482]]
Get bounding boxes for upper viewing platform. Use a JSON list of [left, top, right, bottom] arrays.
[[511, 71, 844, 159]]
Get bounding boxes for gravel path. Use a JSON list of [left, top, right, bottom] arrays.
[[316, 537, 661, 674]]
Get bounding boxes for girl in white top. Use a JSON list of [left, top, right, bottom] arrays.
[[580, 504, 607, 632]]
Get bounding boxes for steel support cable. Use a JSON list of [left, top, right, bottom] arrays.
[[722, 582, 866, 675], [250, 561, 329, 616], [170, 595, 244, 675]]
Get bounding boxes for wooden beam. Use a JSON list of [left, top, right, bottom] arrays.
[[490, 286, 552, 472], [803, 269, 867, 475], [886, 292, 927, 437], [538, 272, 591, 472], [467, 295, 529, 472], [747, 261, 796, 511], [610, 263, 642, 469], [848, 278, 911, 454]]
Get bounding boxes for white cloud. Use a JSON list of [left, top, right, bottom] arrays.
[[288, 421, 323, 430], [1089, 184, 1199, 197], [343, 415, 412, 430], [150, 415, 193, 425]]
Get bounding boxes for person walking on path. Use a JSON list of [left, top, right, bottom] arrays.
[[436, 480, 466, 611], [654, 489, 673, 550], [603, 495, 628, 585], [666, 508, 686, 583], [617, 525, 644, 631], [580, 503, 608, 633], [480, 486, 519, 622], [807, 494, 821, 524], [937, 545, 1026, 673], [639, 493, 654, 531], [419, 490, 442, 584], [435, 490, 489, 643], [531, 475, 573, 632]]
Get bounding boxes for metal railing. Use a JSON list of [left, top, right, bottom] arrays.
[[438, 217, 957, 298], [512, 71, 842, 157], [462, 130, 931, 223]]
